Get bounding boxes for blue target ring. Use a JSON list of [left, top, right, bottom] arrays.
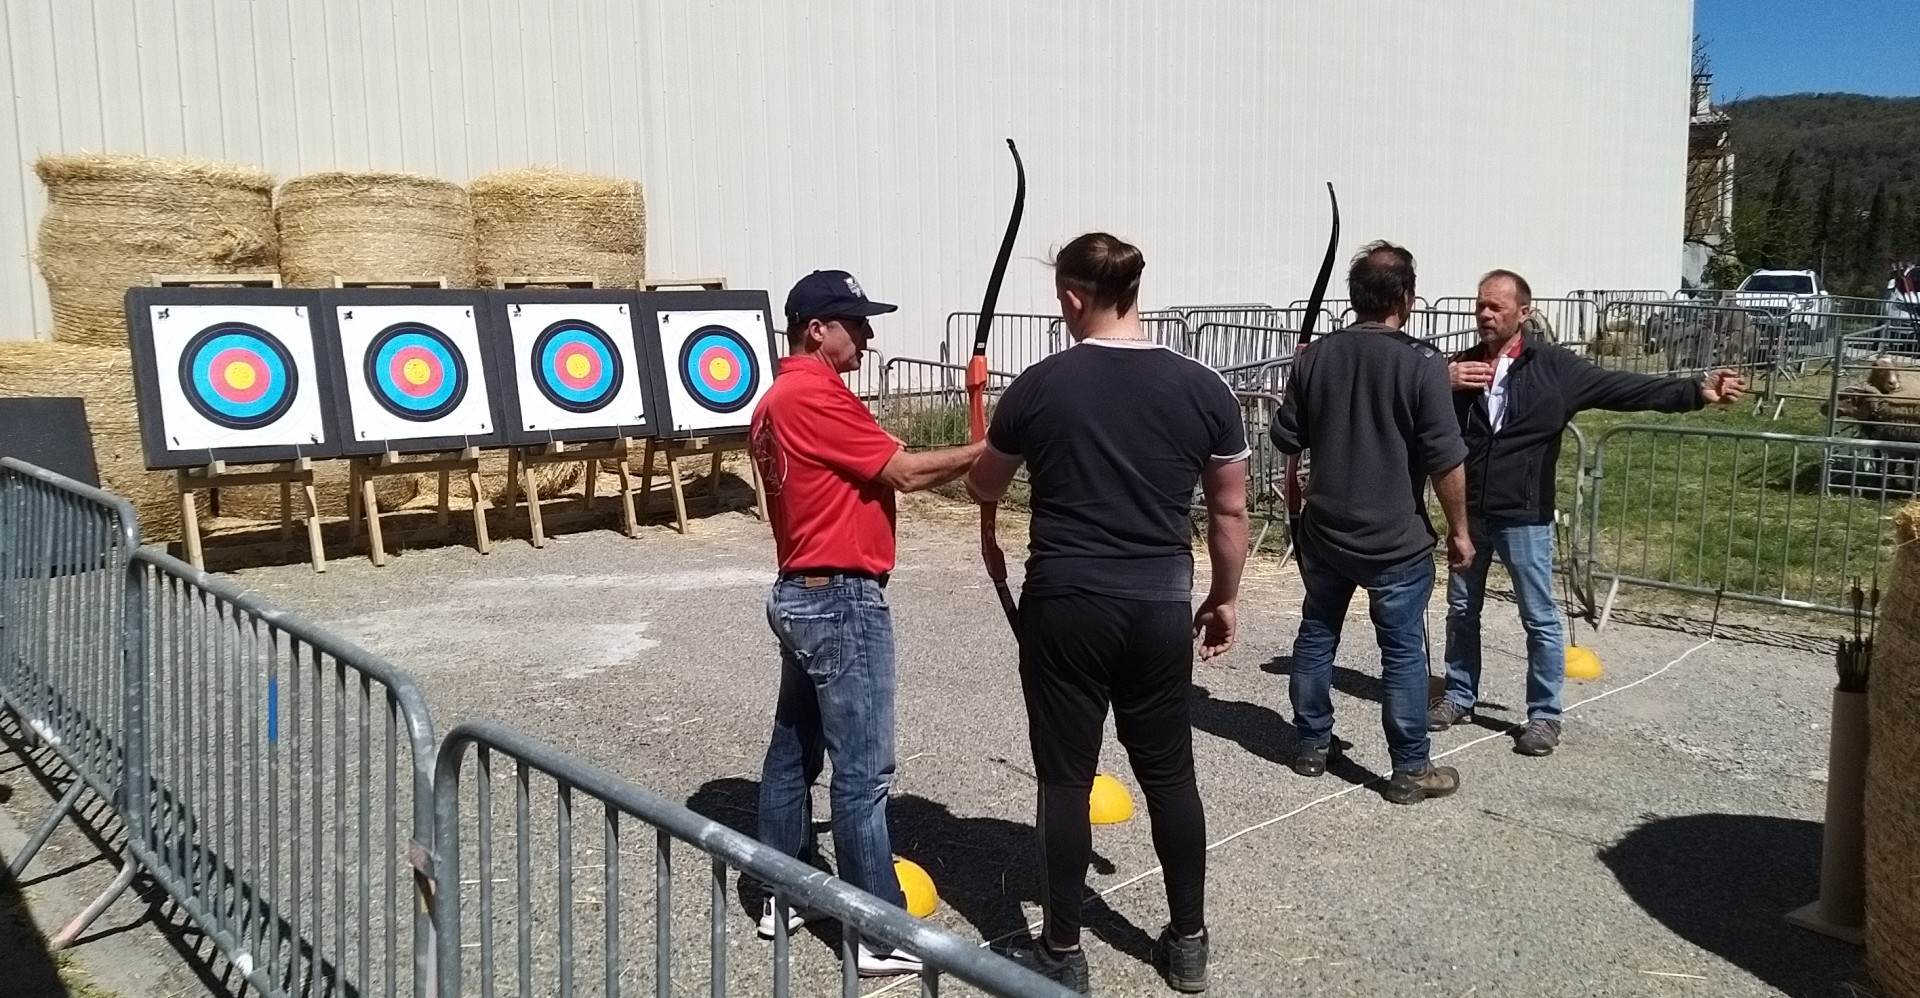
[[364, 323, 468, 422], [677, 326, 760, 413], [531, 320, 623, 413], [178, 323, 298, 430]]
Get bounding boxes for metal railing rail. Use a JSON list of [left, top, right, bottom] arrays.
[[1584, 424, 1920, 624], [433, 722, 1078, 998]]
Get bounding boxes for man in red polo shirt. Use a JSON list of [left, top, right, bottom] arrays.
[[747, 269, 983, 977]]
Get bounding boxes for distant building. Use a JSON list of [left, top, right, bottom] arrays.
[[1684, 70, 1735, 287]]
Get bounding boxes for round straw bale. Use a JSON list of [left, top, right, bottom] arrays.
[[33, 154, 277, 348], [1867, 501, 1920, 995], [276, 172, 476, 287], [0, 340, 204, 541], [458, 450, 582, 504], [215, 462, 419, 521], [468, 167, 646, 288]]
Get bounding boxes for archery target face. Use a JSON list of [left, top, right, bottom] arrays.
[[657, 309, 773, 431], [507, 302, 648, 430], [333, 304, 494, 442], [147, 304, 327, 450]]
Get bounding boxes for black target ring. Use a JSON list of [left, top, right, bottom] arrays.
[[177, 323, 300, 430]]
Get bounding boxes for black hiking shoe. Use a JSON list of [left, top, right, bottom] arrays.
[[1382, 764, 1461, 805], [1290, 740, 1336, 778], [1427, 699, 1473, 731], [1153, 926, 1210, 993], [1515, 718, 1562, 756], [1002, 937, 1091, 994]]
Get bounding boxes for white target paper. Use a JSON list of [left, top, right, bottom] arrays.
[[149, 303, 328, 451], [656, 309, 775, 433], [333, 304, 495, 443], [506, 302, 649, 432]]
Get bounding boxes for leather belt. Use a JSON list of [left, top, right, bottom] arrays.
[[786, 570, 889, 589]]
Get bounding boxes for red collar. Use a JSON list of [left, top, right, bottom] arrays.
[[1485, 335, 1525, 362], [777, 354, 843, 380]]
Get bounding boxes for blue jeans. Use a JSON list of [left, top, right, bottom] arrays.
[[756, 575, 905, 909], [1444, 518, 1565, 721], [1290, 548, 1436, 774]]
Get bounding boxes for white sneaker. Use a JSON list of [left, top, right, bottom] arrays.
[[857, 942, 923, 977], [757, 897, 823, 939]]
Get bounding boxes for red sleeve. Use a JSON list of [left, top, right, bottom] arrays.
[[789, 387, 901, 482]]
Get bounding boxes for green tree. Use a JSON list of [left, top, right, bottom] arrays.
[[1810, 162, 1838, 276], [1851, 181, 1889, 296]]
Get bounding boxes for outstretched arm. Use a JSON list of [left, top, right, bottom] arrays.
[[876, 440, 988, 493]]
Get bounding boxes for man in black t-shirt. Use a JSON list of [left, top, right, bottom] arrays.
[[968, 233, 1248, 995], [1269, 240, 1474, 806]]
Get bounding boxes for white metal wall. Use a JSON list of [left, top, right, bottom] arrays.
[[2, 0, 1691, 356]]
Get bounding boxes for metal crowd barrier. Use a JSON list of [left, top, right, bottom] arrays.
[[0, 458, 138, 926], [1824, 323, 1920, 442], [1432, 295, 1598, 346], [1584, 425, 1920, 624], [942, 312, 1069, 375], [876, 357, 1017, 447], [433, 722, 1078, 998]]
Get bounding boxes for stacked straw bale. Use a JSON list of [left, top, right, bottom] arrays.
[[217, 464, 419, 520], [0, 341, 203, 541], [468, 168, 646, 287], [276, 172, 476, 287], [1867, 501, 1920, 994], [34, 154, 277, 348]]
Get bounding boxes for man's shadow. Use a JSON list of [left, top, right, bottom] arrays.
[[687, 776, 1155, 966], [1188, 677, 1380, 789], [1259, 653, 1516, 734]]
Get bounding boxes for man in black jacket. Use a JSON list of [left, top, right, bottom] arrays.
[[1427, 270, 1744, 756], [1271, 241, 1475, 805]]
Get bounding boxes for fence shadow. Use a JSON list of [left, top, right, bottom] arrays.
[[1599, 812, 1862, 996], [0, 856, 66, 997]]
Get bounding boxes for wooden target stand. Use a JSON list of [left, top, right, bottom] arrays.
[[154, 273, 332, 573], [495, 276, 642, 547], [335, 277, 493, 566]]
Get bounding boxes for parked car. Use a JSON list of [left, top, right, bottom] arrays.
[[1733, 269, 1832, 348]]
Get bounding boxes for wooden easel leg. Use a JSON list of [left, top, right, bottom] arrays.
[[638, 440, 656, 522], [177, 471, 204, 570], [504, 450, 520, 516], [668, 450, 691, 535], [347, 461, 363, 542], [709, 452, 724, 508], [615, 457, 638, 538], [303, 477, 327, 574], [522, 454, 545, 549], [438, 469, 451, 528], [750, 451, 768, 522], [469, 464, 492, 555], [360, 467, 388, 568], [584, 459, 598, 510], [279, 480, 293, 539]]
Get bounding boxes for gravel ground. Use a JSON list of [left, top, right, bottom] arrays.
[[2, 490, 1869, 996]]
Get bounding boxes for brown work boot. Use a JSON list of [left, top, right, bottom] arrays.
[[1382, 764, 1460, 805]]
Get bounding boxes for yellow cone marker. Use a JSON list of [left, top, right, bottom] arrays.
[[894, 858, 939, 917], [1565, 644, 1604, 682], [1089, 773, 1135, 825]]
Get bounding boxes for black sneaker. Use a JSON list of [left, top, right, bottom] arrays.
[[1382, 764, 1461, 805], [1515, 719, 1562, 756], [1002, 937, 1091, 994], [1153, 926, 1209, 993], [1290, 740, 1336, 778], [1426, 699, 1473, 731]]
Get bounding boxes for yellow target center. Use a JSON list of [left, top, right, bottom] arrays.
[[565, 354, 592, 379], [707, 357, 733, 381], [402, 358, 433, 385], [224, 361, 257, 391]]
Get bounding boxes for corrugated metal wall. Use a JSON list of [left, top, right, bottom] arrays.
[[2, 0, 1691, 356]]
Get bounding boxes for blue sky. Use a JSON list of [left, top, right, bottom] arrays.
[[1697, 0, 1918, 101]]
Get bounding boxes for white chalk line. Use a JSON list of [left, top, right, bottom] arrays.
[[865, 633, 1716, 996]]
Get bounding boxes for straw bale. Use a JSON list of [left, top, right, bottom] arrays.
[[0, 340, 203, 541], [276, 172, 476, 287], [468, 167, 646, 288], [1866, 501, 1920, 995], [34, 153, 276, 348], [216, 463, 419, 520]]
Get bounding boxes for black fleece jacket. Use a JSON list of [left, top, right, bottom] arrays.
[[1451, 334, 1705, 524]]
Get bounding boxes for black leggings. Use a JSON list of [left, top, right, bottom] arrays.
[[1019, 592, 1206, 945]]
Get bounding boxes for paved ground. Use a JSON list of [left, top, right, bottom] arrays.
[[1, 486, 1871, 996]]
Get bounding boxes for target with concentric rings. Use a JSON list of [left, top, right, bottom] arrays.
[[531, 319, 623, 413], [677, 325, 760, 414], [363, 323, 469, 422], [177, 323, 300, 430]]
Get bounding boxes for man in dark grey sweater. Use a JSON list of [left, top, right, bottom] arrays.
[[1269, 241, 1474, 805]]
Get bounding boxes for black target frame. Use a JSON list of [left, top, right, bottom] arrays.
[[634, 289, 779, 439], [316, 288, 508, 456], [124, 286, 341, 469], [484, 289, 660, 446]]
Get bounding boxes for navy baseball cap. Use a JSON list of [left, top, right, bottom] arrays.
[[784, 270, 898, 324]]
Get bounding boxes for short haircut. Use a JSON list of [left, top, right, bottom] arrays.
[[1479, 269, 1533, 306], [1050, 232, 1145, 316], [1347, 241, 1417, 319]]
